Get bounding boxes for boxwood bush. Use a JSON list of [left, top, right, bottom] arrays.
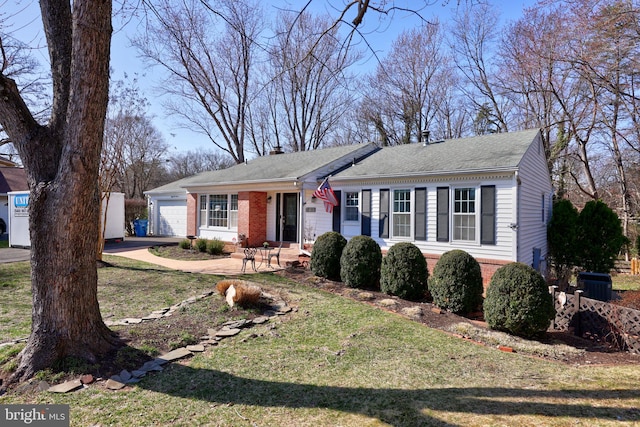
[[483, 262, 555, 338], [310, 231, 347, 280], [380, 242, 428, 301], [428, 249, 483, 315], [340, 235, 382, 289]]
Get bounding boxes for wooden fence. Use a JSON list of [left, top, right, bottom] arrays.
[[550, 286, 640, 354]]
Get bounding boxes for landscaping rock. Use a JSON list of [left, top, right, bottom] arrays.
[[155, 347, 192, 363], [215, 328, 241, 337], [80, 374, 95, 385], [252, 316, 269, 324], [106, 378, 126, 390], [48, 379, 83, 393], [377, 299, 398, 307]]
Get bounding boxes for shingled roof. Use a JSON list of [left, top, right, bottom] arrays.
[[332, 129, 540, 180], [182, 143, 376, 188], [0, 167, 28, 194]]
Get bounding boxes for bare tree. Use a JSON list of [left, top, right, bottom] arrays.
[[134, 0, 265, 163], [361, 21, 455, 145], [268, 11, 359, 151], [0, 0, 119, 384], [450, 2, 511, 133], [166, 148, 234, 180]]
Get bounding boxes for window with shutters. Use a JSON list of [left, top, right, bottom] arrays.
[[392, 189, 411, 237], [453, 188, 476, 241]]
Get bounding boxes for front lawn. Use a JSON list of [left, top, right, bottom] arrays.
[[1, 257, 639, 426]]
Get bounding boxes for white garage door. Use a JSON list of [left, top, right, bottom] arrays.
[[157, 200, 187, 237]]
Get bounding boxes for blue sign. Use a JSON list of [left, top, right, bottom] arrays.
[[14, 194, 29, 208]]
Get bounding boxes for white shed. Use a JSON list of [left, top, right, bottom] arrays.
[[8, 191, 125, 248]]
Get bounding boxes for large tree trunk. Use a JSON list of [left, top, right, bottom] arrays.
[[0, 0, 120, 384]]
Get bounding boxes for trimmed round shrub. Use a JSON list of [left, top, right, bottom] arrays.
[[179, 239, 191, 250], [380, 242, 428, 301], [310, 231, 347, 280], [195, 238, 208, 253], [340, 235, 382, 289], [206, 238, 225, 255], [428, 250, 483, 314], [483, 262, 555, 338]]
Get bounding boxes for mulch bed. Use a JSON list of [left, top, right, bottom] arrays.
[[276, 266, 640, 367]]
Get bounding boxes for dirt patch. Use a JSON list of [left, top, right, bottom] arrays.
[[276, 266, 640, 366]]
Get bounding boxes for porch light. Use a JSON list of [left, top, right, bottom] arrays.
[[267, 196, 272, 204]]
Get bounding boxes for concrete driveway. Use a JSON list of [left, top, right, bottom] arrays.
[[0, 237, 181, 265]]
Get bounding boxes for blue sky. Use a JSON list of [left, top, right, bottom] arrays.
[[7, 0, 538, 156]]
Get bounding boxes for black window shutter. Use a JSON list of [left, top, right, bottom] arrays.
[[379, 189, 389, 238], [332, 190, 341, 232], [415, 187, 426, 241], [436, 187, 449, 242], [361, 190, 371, 236], [481, 185, 496, 245]]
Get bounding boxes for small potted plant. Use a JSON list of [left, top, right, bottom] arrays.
[[263, 241, 269, 248]]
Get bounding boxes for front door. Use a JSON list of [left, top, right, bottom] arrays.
[[280, 193, 298, 242]]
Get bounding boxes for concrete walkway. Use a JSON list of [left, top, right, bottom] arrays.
[[103, 237, 282, 276], [1, 237, 285, 276]]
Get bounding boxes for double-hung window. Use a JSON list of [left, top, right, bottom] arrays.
[[453, 188, 476, 241], [392, 189, 411, 238], [200, 194, 238, 229], [345, 192, 359, 221]]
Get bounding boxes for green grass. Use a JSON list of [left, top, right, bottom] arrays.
[[611, 274, 640, 291], [1, 257, 639, 426], [0, 240, 8, 249]]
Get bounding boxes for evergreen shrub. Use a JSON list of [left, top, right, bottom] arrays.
[[340, 235, 382, 289], [380, 242, 428, 301], [483, 262, 555, 338], [310, 231, 347, 280], [428, 249, 483, 314]]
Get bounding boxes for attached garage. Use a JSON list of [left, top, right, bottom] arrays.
[[156, 199, 187, 236], [145, 176, 195, 237]]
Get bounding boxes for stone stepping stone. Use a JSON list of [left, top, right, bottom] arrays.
[[48, 379, 82, 393], [132, 370, 147, 378], [155, 347, 192, 364], [215, 328, 241, 338], [122, 318, 143, 324], [186, 344, 205, 352]]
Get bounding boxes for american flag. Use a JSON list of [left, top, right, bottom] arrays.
[[313, 177, 339, 213]]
